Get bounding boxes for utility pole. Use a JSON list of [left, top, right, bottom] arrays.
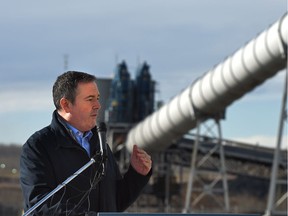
[[64, 54, 69, 71]]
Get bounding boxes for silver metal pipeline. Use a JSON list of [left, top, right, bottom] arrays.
[[126, 13, 287, 153]]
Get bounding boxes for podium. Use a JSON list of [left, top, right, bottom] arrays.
[[97, 214, 260, 216]]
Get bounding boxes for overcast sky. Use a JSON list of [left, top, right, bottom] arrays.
[[0, 0, 287, 149]]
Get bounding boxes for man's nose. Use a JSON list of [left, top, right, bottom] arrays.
[[94, 100, 101, 110]]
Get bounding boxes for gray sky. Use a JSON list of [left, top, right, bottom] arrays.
[[0, 0, 287, 148]]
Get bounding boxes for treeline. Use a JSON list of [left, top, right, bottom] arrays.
[[0, 144, 21, 156]]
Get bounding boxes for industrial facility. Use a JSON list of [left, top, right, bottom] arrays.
[[94, 13, 287, 216], [106, 60, 155, 124]]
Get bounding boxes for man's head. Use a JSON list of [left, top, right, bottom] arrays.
[[53, 71, 101, 132]]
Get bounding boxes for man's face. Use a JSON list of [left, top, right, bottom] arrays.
[[68, 81, 101, 132]]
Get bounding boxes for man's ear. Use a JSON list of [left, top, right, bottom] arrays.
[[59, 98, 71, 113]]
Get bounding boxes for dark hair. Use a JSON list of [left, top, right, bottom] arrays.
[[52, 71, 97, 110]]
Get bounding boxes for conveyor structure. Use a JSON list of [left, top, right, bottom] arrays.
[[126, 13, 287, 153]]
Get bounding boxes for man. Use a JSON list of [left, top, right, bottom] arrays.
[[20, 71, 152, 215]]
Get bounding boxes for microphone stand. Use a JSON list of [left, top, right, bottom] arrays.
[[23, 152, 105, 216]]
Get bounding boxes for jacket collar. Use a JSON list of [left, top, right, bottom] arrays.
[[50, 110, 99, 155], [50, 110, 75, 149]]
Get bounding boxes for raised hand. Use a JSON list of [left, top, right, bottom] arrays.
[[130, 145, 152, 176]]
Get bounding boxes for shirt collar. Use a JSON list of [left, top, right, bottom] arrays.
[[65, 122, 93, 142]]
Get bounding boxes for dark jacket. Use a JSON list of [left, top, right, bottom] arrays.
[[20, 111, 151, 215]]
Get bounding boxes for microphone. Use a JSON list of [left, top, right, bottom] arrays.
[[97, 122, 107, 171]]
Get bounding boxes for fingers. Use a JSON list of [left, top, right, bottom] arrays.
[[131, 144, 152, 176], [133, 145, 151, 159], [133, 145, 152, 164]]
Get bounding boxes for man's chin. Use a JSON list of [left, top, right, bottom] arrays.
[[91, 121, 97, 129]]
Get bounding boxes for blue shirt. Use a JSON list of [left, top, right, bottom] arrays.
[[65, 123, 93, 156]]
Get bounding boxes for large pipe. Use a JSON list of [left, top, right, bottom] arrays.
[[126, 13, 287, 153]]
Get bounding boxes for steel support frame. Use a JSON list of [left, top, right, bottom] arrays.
[[183, 117, 230, 213], [264, 69, 287, 216]]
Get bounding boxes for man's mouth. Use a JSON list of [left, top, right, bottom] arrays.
[[91, 113, 97, 117]]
